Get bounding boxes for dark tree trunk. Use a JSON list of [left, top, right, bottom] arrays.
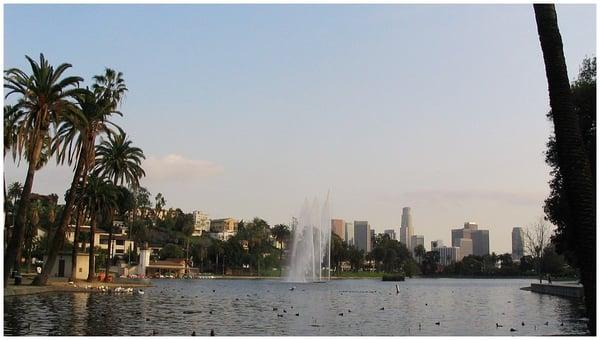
[[69, 207, 85, 282], [105, 225, 113, 281], [33, 154, 86, 286], [4, 133, 44, 286], [87, 212, 97, 282], [534, 4, 596, 334]]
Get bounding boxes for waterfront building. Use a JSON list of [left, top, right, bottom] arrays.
[[192, 211, 210, 236], [411, 235, 425, 253], [399, 207, 414, 250], [383, 229, 397, 240], [331, 219, 346, 240], [345, 222, 354, 246], [354, 221, 371, 253], [66, 225, 135, 259], [512, 227, 524, 261], [435, 246, 460, 266], [49, 252, 90, 280]]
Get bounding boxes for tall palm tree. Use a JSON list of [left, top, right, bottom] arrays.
[[80, 175, 118, 282], [33, 87, 119, 286], [94, 131, 145, 280], [3, 54, 83, 285], [534, 4, 596, 334]]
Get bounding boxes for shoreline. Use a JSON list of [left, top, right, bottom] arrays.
[[4, 278, 151, 297]]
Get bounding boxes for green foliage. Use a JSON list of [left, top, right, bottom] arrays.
[[545, 57, 596, 268], [159, 243, 184, 259]]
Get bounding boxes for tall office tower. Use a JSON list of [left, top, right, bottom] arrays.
[[512, 227, 524, 261], [471, 230, 490, 256], [331, 219, 346, 240], [411, 235, 425, 254], [345, 222, 354, 246], [354, 221, 371, 253], [459, 238, 473, 259], [431, 239, 444, 250], [400, 207, 414, 250], [384, 229, 397, 240], [370, 229, 376, 250], [451, 222, 489, 256]]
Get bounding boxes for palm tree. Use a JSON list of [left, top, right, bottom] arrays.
[[93, 131, 145, 280], [3, 54, 83, 285], [534, 4, 597, 334], [80, 175, 118, 282], [33, 88, 120, 285], [25, 201, 42, 273]]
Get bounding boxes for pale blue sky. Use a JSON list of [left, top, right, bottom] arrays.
[[3, 4, 596, 253]]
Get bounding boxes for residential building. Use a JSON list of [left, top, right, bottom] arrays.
[[399, 207, 414, 250], [383, 229, 397, 240], [66, 225, 135, 259], [192, 211, 210, 236], [411, 235, 425, 254], [354, 221, 371, 253], [331, 219, 346, 240], [345, 222, 354, 246], [209, 218, 238, 240], [435, 246, 460, 266], [512, 227, 524, 261]]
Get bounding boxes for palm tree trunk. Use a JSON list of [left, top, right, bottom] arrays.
[[4, 133, 44, 286], [534, 4, 596, 334], [87, 212, 97, 282], [33, 153, 86, 286], [69, 207, 85, 282]]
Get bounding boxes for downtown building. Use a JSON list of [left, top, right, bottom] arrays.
[[399, 207, 414, 250], [331, 219, 346, 240], [411, 235, 425, 254], [451, 222, 489, 257], [354, 221, 371, 253], [512, 227, 524, 261], [345, 222, 354, 246], [383, 229, 397, 240]]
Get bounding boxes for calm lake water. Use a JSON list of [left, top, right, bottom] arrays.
[[4, 278, 588, 336]]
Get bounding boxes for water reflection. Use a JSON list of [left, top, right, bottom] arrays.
[[4, 278, 589, 336]]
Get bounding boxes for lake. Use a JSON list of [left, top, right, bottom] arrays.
[[3, 278, 588, 336]]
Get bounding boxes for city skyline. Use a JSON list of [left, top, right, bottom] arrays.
[[4, 4, 596, 254]]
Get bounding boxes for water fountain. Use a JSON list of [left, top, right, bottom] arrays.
[[287, 193, 331, 282]]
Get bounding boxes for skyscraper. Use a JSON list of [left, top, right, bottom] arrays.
[[512, 227, 524, 261], [451, 222, 489, 256], [331, 219, 346, 240], [400, 207, 414, 250], [345, 222, 354, 246], [354, 221, 371, 253], [459, 238, 473, 259], [471, 230, 490, 256]]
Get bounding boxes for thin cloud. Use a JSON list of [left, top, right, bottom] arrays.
[[143, 154, 224, 183], [401, 189, 543, 206]]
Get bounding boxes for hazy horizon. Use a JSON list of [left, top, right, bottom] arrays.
[[3, 4, 596, 254]]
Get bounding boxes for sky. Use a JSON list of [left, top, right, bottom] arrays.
[[3, 4, 596, 254]]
